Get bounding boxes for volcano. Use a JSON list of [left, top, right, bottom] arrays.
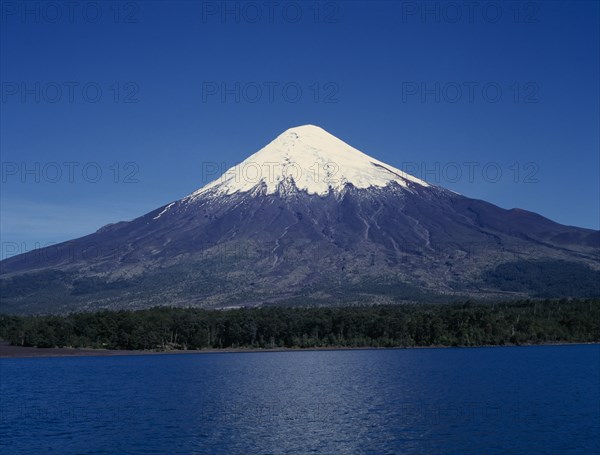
[[1, 125, 598, 314]]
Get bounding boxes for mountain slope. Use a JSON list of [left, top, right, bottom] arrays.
[[191, 124, 428, 197], [1, 126, 598, 314]]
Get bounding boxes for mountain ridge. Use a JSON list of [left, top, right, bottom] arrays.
[[1, 125, 598, 314], [189, 125, 429, 199]]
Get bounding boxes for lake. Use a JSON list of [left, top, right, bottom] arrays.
[[1, 345, 598, 454]]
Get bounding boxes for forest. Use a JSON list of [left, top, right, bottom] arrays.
[[0, 299, 598, 351]]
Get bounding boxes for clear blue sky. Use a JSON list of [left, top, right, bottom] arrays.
[[1, 1, 599, 258]]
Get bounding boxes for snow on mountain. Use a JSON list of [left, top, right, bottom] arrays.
[[188, 125, 429, 200], [1, 124, 598, 314]]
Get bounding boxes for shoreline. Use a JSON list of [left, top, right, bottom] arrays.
[[1, 341, 597, 359]]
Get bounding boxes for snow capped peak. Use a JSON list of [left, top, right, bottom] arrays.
[[285, 124, 324, 134], [190, 125, 429, 199]]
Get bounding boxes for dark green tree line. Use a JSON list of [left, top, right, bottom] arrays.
[[0, 299, 598, 350]]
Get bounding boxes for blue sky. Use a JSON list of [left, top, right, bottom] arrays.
[[1, 0, 599, 258]]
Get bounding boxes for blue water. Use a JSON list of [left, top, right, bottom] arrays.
[[1, 345, 598, 454]]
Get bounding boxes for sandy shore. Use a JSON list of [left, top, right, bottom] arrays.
[[1, 340, 597, 359], [0, 342, 406, 358], [0, 343, 148, 358]]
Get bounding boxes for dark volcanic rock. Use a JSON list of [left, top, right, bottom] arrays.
[[1, 126, 598, 314]]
